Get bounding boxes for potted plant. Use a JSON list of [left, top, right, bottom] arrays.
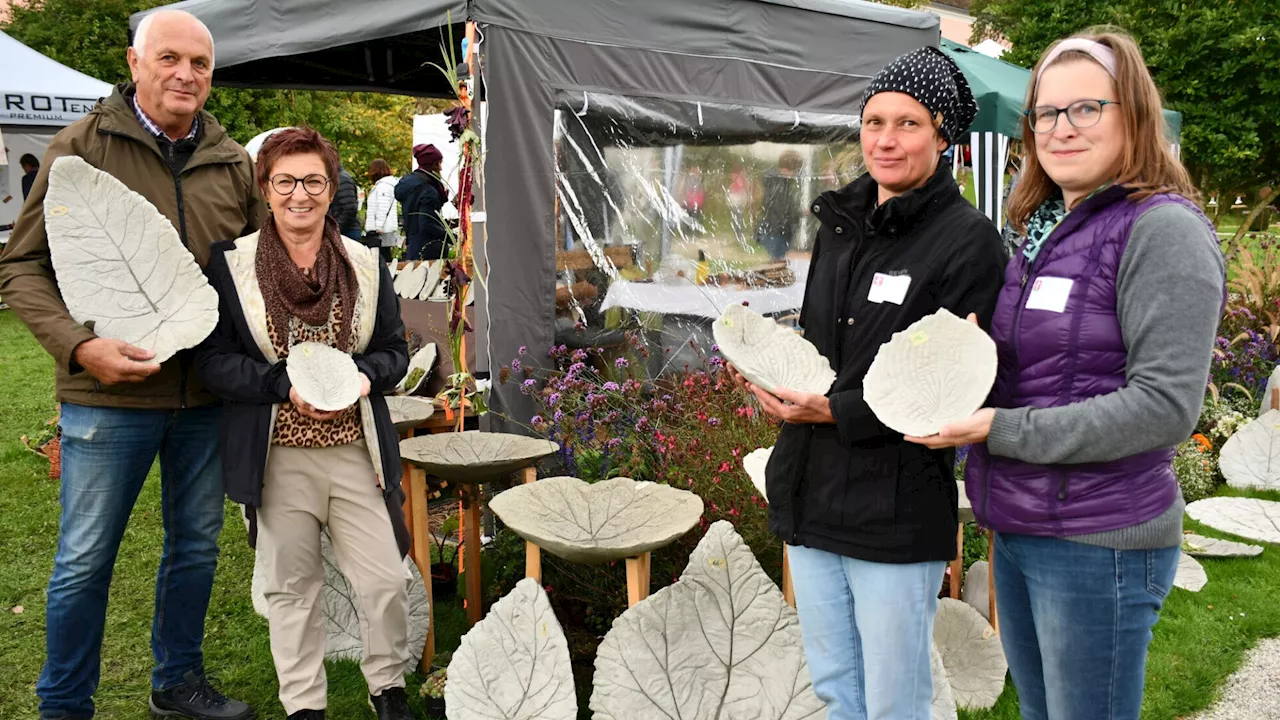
[[431, 513, 460, 599], [419, 667, 447, 716]]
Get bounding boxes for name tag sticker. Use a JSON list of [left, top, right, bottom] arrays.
[[1025, 276, 1074, 313], [868, 273, 911, 305]]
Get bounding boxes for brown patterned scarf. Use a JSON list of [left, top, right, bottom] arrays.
[[256, 215, 358, 351]]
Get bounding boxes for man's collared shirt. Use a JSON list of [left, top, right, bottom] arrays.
[[130, 94, 200, 144]]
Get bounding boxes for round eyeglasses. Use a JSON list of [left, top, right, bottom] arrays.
[[1024, 99, 1120, 134], [269, 173, 330, 196]]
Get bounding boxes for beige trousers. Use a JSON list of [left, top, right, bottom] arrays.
[[258, 441, 409, 714]]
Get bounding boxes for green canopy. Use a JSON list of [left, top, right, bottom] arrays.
[[940, 39, 1181, 144]]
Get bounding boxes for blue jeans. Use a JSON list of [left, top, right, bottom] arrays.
[[787, 544, 945, 720], [993, 533, 1179, 720], [37, 403, 226, 718]]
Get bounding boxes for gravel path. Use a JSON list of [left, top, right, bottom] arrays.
[[1195, 638, 1280, 719]]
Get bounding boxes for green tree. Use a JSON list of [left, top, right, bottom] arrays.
[[970, 0, 1280, 203], [3, 0, 421, 179]]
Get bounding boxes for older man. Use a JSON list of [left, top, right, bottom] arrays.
[[0, 10, 260, 720]]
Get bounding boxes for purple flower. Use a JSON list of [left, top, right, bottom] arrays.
[[607, 438, 623, 449], [511, 359, 522, 372], [520, 379, 537, 394], [615, 358, 629, 368], [568, 362, 587, 376], [710, 356, 725, 367], [707, 417, 722, 427], [602, 381, 620, 392], [531, 415, 545, 426], [519, 345, 528, 356], [548, 392, 562, 406], [572, 349, 588, 362], [553, 410, 564, 422], [711, 344, 720, 352]]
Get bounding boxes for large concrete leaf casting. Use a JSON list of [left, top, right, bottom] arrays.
[[395, 261, 428, 299], [743, 446, 772, 502], [1182, 533, 1263, 558], [1261, 366, 1280, 415], [1187, 497, 1280, 545], [249, 529, 431, 664], [1174, 552, 1208, 592], [396, 342, 437, 395], [931, 643, 958, 720], [286, 342, 362, 411], [962, 561, 991, 623], [44, 155, 218, 363], [447, 578, 577, 720], [713, 302, 835, 396], [490, 476, 704, 564], [864, 309, 997, 437], [1220, 410, 1280, 490], [400, 431, 558, 483], [385, 395, 435, 432], [591, 520, 826, 720], [934, 598, 1007, 710]]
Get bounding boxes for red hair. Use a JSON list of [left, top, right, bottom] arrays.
[[255, 127, 341, 197]]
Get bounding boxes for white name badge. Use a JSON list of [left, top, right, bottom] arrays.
[[1025, 276, 1074, 313], [868, 273, 911, 305]]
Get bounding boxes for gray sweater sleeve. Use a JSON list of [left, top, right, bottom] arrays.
[[986, 203, 1226, 464]]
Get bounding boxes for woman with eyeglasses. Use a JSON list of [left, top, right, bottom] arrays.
[[194, 127, 416, 720], [908, 31, 1225, 719]]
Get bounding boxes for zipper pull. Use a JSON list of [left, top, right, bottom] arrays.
[[1020, 272, 1028, 288]]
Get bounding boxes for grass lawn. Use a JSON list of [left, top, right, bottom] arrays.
[[1, 310, 1278, 719]]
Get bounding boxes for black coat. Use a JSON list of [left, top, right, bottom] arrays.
[[394, 170, 448, 260], [193, 239, 411, 553], [766, 163, 1006, 563], [327, 168, 362, 237]]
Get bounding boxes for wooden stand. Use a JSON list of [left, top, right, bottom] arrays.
[[521, 467, 543, 583], [1272, 388, 1279, 412], [461, 483, 484, 626], [987, 529, 999, 635], [399, 428, 436, 672], [626, 553, 652, 607], [782, 545, 795, 608], [950, 524, 964, 599]]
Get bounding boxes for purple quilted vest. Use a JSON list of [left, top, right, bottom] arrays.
[[965, 188, 1212, 536]]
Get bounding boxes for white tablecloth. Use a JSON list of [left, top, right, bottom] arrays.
[[600, 259, 809, 319]]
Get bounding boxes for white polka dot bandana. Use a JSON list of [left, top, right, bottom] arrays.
[[860, 46, 978, 145]]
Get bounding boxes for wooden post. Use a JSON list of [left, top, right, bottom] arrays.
[[782, 545, 795, 608], [408, 460, 436, 671], [626, 553, 651, 607], [950, 524, 964, 599], [988, 529, 999, 635], [401, 450, 415, 565], [1271, 387, 1278, 412], [521, 467, 542, 583], [462, 483, 484, 626]]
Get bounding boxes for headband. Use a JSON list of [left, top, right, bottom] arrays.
[[1036, 38, 1117, 82]]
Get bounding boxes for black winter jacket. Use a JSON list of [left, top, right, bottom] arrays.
[[766, 163, 1006, 563], [194, 237, 411, 554], [327, 168, 362, 238], [395, 170, 448, 260]]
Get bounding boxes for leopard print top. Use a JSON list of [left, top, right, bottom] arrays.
[[270, 287, 364, 448]]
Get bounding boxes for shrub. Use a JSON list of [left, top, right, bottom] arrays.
[[1173, 437, 1220, 504]]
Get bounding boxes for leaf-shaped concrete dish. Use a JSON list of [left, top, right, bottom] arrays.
[[1220, 409, 1280, 490], [286, 342, 362, 411], [1187, 497, 1280, 544], [384, 395, 435, 432], [961, 560, 990, 623], [934, 598, 1007, 710], [743, 446, 772, 502], [931, 643, 958, 720], [1181, 533, 1263, 558], [447, 578, 577, 720], [864, 309, 997, 437], [400, 431, 559, 483], [396, 342, 437, 395], [418, 260, 443, 301], [1173, 552, 1208, 592], [591, 520, 825, 720], [395, 261, 427, 299], [713, 302, 835, 396], [44, 155, 218, 364], [490, 476, 704, 564]]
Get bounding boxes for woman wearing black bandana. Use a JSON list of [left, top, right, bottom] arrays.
[[728, 47, 1006, 719]]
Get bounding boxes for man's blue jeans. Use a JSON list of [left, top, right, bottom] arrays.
[[37, 403, 226, 718], [994, 532, 1179, 720], [787, 543, 945, 720]]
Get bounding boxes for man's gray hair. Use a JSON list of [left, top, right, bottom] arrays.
[[133, 10, 216, 68]]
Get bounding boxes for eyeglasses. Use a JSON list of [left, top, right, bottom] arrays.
[[269, 173, 330, 196], [1024, 100, 1120, 134]]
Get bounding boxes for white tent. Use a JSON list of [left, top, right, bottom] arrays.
[[0, 30, 112, 240]]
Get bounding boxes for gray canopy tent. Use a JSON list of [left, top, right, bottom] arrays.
[[133, 0, 938, 433]]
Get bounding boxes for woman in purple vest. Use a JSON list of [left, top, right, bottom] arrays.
[[909, 31, 1225, 719]]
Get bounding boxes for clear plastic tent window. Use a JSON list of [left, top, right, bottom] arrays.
[[551, 91, 862, 374]]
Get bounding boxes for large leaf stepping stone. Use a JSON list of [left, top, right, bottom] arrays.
[[1173, 552, 1208, 592], [490, 476, 703, 564], [591, 520, 826, 719], [713, 302, 835, 396], [1181, 533, 1264, 558], [962, 560, 990, 623], [400, 431, 558, 483], [934, 598, 1007, 710], [1186, 497, 1280, 545], [931, 643, 958, 720], [1220, 410, 1280, 490], [446, 578, 577, 719]]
